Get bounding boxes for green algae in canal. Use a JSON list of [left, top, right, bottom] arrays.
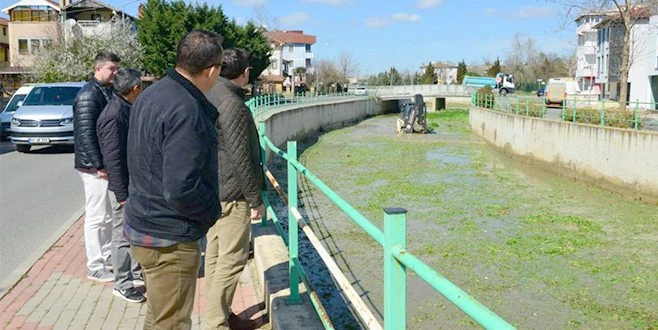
[[298, 109, 658, 329]]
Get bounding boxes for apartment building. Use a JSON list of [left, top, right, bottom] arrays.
[[575, 13, 606, 93], [594, 6, 655, 104], [2, 0, 61, 68], [0, 17, 9, 67], [420, 61, 458, 84], [262, 30, 315, 92]]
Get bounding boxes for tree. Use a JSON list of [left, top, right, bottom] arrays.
[[32, 20, 142, 82], [550, 0, 657, 106], [137, 0, 270, 79], [338, 51, 358, 80], [456, 60, 467, 84], [389, 67, 402, 85], [420, 62, 437, 84], [486, 57, 502, 77]]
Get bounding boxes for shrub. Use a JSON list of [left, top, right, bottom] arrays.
[[567, 107, 643, 129], [516, 97, 545, 118], [474, 86, 495, 109]]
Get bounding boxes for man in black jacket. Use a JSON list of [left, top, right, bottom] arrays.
[[205, 48, 265, 330], [73, 51, 120, 283], [97, 67, 145, 303], [125, 30, 223, 329]]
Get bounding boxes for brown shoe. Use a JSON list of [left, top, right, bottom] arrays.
[[228, 313, 257, 330]]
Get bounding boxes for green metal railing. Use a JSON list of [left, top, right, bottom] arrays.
[[248, 97, 516, 329], [471, 93, 658, 130], [246, 92, 363, 119]]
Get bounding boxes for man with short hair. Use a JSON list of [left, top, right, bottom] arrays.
[[97, 67, 145, 303], [73, 51, 120, 282], [205, 48, 265, 330], [125, 30, 223, 329]]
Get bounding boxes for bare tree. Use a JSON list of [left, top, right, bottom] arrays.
[[337, 51, 359, 81], [549, 0, 657, 106]]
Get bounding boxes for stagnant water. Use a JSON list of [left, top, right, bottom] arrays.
[[265, 111, 658, 329]]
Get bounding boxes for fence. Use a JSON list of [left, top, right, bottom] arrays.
[[472, 93, 657, 130], [248, 97, 515, 329]]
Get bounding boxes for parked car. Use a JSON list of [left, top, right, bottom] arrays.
[[536, 86, 545, 97], [355, 85, 368, 96], [10, 82, 84, 152], [1, 84, 35, 140]]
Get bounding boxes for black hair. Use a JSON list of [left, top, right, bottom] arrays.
[[220, 48, 250, 80], [175, 30, 224, 77], [113, 68, 142, 95], [94, 51, 120, 67]]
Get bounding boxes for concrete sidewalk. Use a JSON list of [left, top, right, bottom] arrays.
[[0, 216, 267, 329]]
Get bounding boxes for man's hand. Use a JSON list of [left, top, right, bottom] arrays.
[[97, 168, 109, 180], [250, 204, 265, 220]]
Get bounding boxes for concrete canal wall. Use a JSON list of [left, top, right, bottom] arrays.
[[469, 106, 658, 203]]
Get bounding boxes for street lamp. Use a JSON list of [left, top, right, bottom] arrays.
[[121, 0, 141, 29]]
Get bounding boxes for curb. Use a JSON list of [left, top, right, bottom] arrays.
[[0, 207, 85, 300]]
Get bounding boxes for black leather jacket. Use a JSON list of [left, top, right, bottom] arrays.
[[74, 77, 113, 169], [97, 93, 131, 202]]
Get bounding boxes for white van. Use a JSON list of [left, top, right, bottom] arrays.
[[1, 85, 35, 139], [545, 78, 580, 106]]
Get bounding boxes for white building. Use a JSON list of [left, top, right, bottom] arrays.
[[594, 7, 655, 105], [575, 13, 606, 93], [420, 61, 458, 84], [261, 30, 315, 93]]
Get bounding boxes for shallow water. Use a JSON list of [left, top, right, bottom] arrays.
[[267, 111, 658, 329]]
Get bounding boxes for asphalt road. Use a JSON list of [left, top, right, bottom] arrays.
[[0, 141, 84, 286]]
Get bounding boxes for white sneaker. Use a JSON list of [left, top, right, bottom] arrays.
[[87, 269, 114, 283]]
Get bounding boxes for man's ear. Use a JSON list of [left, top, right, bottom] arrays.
[[207, 65, 220, 78]]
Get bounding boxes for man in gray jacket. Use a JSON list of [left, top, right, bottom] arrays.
[[205, 48, 265, 330]]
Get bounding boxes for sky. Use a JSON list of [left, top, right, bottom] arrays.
[[0, 0, 579, 76]]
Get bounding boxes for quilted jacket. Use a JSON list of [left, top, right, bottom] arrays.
[[73, 77, 112, 169], [207, 77, 265, 207]]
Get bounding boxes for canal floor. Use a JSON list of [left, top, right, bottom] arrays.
[[280, 109, 658, 329]]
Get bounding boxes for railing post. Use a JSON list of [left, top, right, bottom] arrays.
[[572, 96, 577, 123], [634, 99, 639, 129], [601, 98, 606, 127], [259, 122, 268, 227], [287, 141, 301, 304], [384, 207, 407, 330]]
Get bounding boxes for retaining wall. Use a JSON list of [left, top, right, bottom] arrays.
[[469, 106, 658, 203]]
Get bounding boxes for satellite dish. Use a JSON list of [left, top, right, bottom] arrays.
[[65, 18, 77, 27]]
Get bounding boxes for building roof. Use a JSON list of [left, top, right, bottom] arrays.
[[592, 5, 653, 28], [421, 61, 457, 70], [264, 30, 316, 45], [0, 17, 9, 24], [2, 0, 60, 14], [65, 0, 136, 19], [260, 74, 286, 83]]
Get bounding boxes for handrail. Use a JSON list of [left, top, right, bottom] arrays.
[[250, 93, 515, 329]]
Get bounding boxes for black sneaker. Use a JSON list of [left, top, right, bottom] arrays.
[[112, 288, 146, 303]]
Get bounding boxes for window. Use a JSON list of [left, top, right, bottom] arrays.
[[30, 39, 40, 54], [271, 61, 278, 70], [305, 58, 311, 68], [288, 45, 293, 52], [91, 13, 101, 21], [305, 44, 311, 52], [2, 27, 5, 36], [23, 86, 81, 106], [18, 39, 28, 55], [42, 38, 53, 48]]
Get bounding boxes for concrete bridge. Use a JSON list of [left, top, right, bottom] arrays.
[[367, 84, 477, 110]]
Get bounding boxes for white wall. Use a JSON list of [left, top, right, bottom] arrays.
[[628, 20, 652, 104], [469, 106, 658, 202]]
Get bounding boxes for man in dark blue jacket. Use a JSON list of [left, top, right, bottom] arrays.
[[124, 30, 223, 329], [97, 67, 145, 304], [73, 51, 120, 283]]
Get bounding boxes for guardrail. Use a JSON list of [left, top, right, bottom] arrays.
[[472, 93, 657, 130], [246, 92, 365, 119], [248, 97, 515, 329]]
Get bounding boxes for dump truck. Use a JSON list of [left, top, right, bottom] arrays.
[[462, 72, 515, 96]]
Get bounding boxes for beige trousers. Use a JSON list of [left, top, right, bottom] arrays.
[[131, 241, 201, 330], [204, 201, 252, 330]]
